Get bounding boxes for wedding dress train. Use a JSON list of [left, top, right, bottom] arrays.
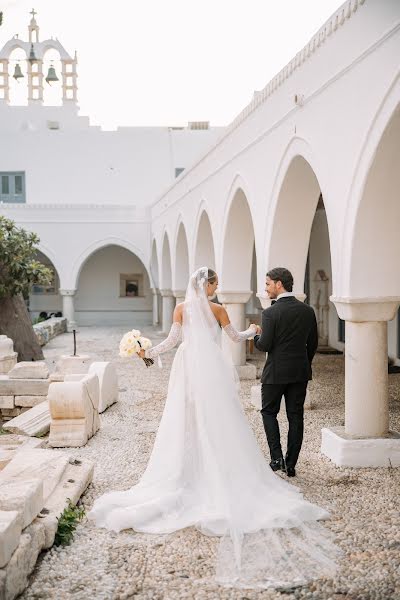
[[89, 267, 340, 589]]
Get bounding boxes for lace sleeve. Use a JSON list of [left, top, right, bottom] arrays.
[[145, 322, 182, 359], [223, 323, 256, 343]]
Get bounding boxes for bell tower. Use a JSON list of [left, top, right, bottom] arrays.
[[0, 9, 78, 106]]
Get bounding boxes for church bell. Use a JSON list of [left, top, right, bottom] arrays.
[[13, 63, 24, 81], [45, 65, 59, 85]]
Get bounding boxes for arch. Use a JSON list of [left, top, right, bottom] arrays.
[[160, 231, 172, 290], [173, 220, 190, 291], [341, 73, 400, 296], [264, 139, 333, 295], [193, 206, 216, 272], [70, 237, 149, 290], [29, 249, 62, 316], [150, 239, 159, 289], [220, 186, 255, 290], [344, 101, 400, 297]]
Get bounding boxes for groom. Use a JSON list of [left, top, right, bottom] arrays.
[[253, 267, 318, 477]]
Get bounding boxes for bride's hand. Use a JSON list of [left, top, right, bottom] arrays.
[[249, 324, 258, 333], [138, 349, 145, 358]]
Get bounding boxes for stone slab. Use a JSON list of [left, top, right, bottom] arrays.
[[0, 510, 21, 569], [1, 449, 70, 501], [0, 378, 49, 397], [0, 355, 17, 376], [55, 354, 93, 375], [40, 458, 94, 548], [1, 521, 46, 600], [321, 426, 400, 467], [0, 437, 45, 471], [88, 361, 118, 413], [0, 396, 14, 409], [14, 396, 47, 408], [8, 361, 49, 380], [3, 402, 51, 437], [0, 479, 43, 528], [0, 409, 20, 418]]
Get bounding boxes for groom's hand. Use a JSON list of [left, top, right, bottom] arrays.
[[255, 326, 262, 335]]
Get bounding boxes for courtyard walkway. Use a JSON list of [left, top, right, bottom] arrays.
[[22, 326, 400, 600]]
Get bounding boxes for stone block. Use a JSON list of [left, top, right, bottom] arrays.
[[0, 479, 43, 528], [0, 409, 20, 418], [0, 437, 45, 471], [88, 361, 118, 412], [40, 458, 94, 548], [321, 427, 400, 467], [0, 378, 49, 397], [8, 361, 49, 380], [14, 396, 47, 408], [3, 402, 51, 437], [0, 355, 17, 375], [0, 510, 22, 569], [48, 373, 100, 447], [1, 449, 69, 501], [2, 522, 46, 600], [0, 396, 14, 409], [55, 354, 93, 375]]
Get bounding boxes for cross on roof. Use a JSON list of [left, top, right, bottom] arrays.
[[30, 8, 37, 19]]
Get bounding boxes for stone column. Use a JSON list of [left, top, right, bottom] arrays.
[[217, 291, 256, 379], [321, 297, 400, 467], [160, 289, 175, 334], [173, 289, 186, 306], [151, 288, 159, 327], [59, 289, 77, 332]]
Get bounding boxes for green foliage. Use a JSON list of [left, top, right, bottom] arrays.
[[54, 499, 86, 546], [32, 316, 46, 325], [0, 216, 52, 298], [0, 12, 3, 26]]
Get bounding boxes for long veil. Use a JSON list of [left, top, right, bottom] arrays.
[[182, 267, 340, 589]]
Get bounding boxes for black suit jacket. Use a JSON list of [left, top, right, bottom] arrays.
[[254, 296, 318, 384]]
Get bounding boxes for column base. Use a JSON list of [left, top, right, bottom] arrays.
[[236, 363, 257, 380], [321, 426, 400, 467]]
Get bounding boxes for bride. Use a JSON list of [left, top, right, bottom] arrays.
[[89, 267, 339, 589]]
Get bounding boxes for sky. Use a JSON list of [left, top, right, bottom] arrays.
[[0, 0, 342, 129]]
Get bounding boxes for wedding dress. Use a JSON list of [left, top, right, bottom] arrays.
[[89, 267, 339, 589]]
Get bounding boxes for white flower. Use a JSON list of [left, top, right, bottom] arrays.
[[130, 329, 141, 338], [119, 330, 140, 357], [138, 336, 152, 350]]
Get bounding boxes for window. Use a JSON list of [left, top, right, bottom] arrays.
[[175, 167, 185, 178], [120, 274, 144, 297], [0, 172, 25, 203]]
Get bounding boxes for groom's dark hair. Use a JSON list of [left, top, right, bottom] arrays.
[[266, 267, 293, 292]]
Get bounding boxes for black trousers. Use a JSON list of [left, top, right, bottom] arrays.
[[260, 381, 308, 468]]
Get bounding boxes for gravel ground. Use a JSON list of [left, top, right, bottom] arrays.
[[20, 325, 400, 600]]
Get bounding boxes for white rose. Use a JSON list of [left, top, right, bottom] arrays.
[[130, 329, 141, 338], [139, 336, 152, 350]]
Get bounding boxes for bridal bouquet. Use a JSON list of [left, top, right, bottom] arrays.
[[119, 329, 154, 367]]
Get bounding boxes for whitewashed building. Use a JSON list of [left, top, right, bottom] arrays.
[[1, 0, 400, 467], [0, 10, 223, 327]]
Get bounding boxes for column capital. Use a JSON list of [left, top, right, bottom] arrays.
[[330, 296, 400, 322], [160, 288, 173, 298], [59, 289, 77, 297], [150, 287, 160, 295], [217, 290, 252, 304], [172, 289, 186, 299]]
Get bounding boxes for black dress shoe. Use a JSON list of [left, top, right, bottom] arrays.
[[286, 466, 296, 477], [270, 458, 286, 473]]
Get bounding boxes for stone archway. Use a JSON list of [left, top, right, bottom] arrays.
[[29, 249, 62, 320], [160, 232, 174, 333], [193, 210, 216, 271], [219, 188, 257, 376], [174, 222, 189, 303], [74, 244, 152, 326]]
